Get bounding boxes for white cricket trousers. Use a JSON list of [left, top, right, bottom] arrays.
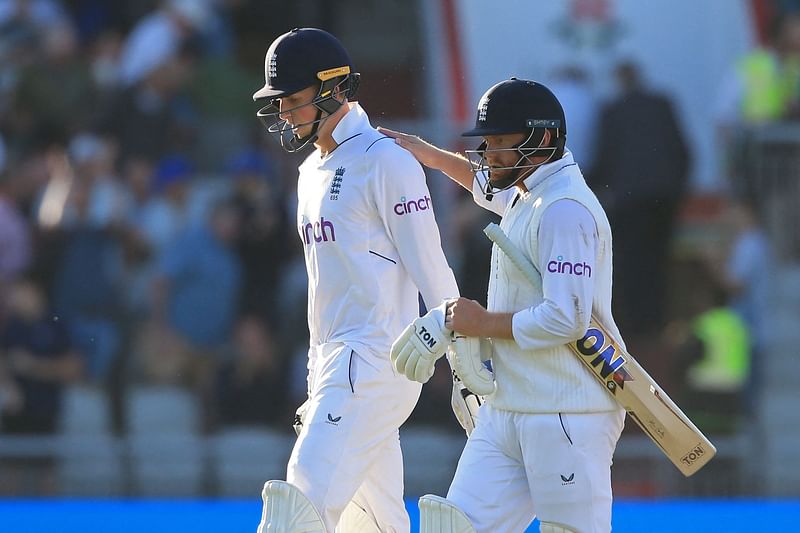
[[447, 404, 625, 533], [288, 342, 422, 532]]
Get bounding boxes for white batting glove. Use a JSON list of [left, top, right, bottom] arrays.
[[451, 371, 483, 436], [448, 335, 495, 396], [391, 300, 453, 383]]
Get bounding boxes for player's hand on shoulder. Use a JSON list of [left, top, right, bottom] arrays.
[[391, 299, 454, 383], [378, 127, 443, 169]]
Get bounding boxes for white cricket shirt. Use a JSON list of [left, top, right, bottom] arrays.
[[472, 151, 621, 413], [297, 102, 458, 371]]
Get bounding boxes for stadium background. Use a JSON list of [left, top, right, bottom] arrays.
[[0, 0, 798, 531]]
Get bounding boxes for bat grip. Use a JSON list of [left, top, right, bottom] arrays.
[[483, 223, 542, 290]]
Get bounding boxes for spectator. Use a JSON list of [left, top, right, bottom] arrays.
[[664, 260, 750, 433], [548, 64, 599, 169], [135, 154, 193, 260], [152, 196, 241, 349], [0, 131, 5, 170], [0, 278, 82, 495], [723, 201, 771, 353], [146, 196, 242, 427], [225, 148, 289, 320], [589, 60, 690, 340], [715, 11, 800, 129], [85, 29, 125, 115], [49, 134, 125, 383], [0, 278, 82, 431], [714, 11, 800, 199], [11, 22, 95, 149], [0, 166, 32, 286], [62, 133, 127, 227], [0, 0, 68, 30], [103, 45, 199, 162], [118, 0, 211, 87], [213, 315, 290, 429], [117, 156, 158, 318], [703, 199, 772, 415]]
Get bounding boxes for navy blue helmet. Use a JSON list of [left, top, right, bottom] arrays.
[[253, 28, 360, 152], [463, 78, 567, 194]]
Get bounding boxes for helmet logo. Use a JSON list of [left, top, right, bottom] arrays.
[[317, 66, 350, 81], [268, 52, 278, 80], [527, 119, 561, 128], [478, 96, 490, 122]]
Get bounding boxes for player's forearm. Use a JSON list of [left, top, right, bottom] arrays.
[[512, 299, 592, 350], [482, 312, 514, 339], [432, 149, 475, 191], [454, 311, 514, 340]]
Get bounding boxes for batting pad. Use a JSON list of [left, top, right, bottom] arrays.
[[337, 501, 381, 532], [257, 480, 326, 533], [419, 494, 476, 533]]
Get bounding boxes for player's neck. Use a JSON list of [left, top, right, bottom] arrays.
[[315, 103, 351, 156], [514, 167, 537, 193]]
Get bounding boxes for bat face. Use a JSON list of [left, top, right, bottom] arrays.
[[570, 318, 716, 476], [575, 327, 634, 394]]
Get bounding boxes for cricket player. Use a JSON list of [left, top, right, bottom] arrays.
[[383, 78, 627, 532], [251, 28, 460, 532]]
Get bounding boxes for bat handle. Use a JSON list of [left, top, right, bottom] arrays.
[[483, 223, 542, 290]]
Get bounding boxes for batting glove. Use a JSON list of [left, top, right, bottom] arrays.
[[448, 335, 495, 396], [450, 371, 484, 436], [391, 300, 453, 383]]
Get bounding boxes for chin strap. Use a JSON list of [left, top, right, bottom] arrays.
[[291, 76, 349, 148]]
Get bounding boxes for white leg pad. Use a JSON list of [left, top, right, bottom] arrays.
[[539, 521, 578, 533], [257, 480, 327, 533], [335, 501, 381, 533], [418, 494, 476, 533]]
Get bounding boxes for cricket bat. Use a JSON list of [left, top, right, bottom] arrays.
[[484, 223, 716, 476]]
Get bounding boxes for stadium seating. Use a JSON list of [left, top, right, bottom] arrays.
[[57, 385, 124, 496], [126, 385, 205, 496], [211, 426, 294, 497]]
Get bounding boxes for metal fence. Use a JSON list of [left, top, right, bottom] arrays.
[[735, 123, 800, 263]]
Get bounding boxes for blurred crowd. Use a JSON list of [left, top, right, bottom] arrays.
[[0, 0, 310, 440], [0, 0, 793, 497]]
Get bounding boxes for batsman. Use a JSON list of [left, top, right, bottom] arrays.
[[251, 28, 470, 532], [384, 78, 627, 533]]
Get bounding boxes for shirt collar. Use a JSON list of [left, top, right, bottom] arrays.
[[520, 149, 575, 194], [331, 102, 370, 145]]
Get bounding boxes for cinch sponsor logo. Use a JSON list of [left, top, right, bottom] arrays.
[[548, 255, 592, 277], [394, 195, 431, 216], [575, 327, 631, 393], [300, 217, 336, 245]]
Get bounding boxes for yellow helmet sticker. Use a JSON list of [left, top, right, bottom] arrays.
[[317, 66, 350, 81]]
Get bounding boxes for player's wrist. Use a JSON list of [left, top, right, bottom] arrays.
[[485, 312, 514, 340]]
